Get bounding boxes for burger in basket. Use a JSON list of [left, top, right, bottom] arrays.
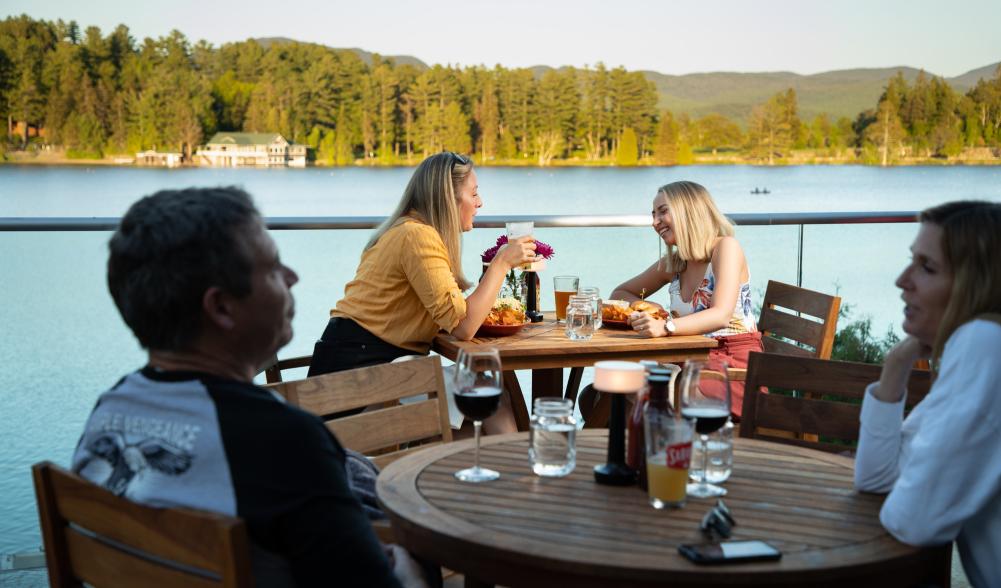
[[483, 297, 528, 326], [629, 300, 668, 320], [601, 299, 667, 324]]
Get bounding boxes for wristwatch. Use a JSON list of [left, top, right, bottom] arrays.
[[664, 317, 677, 336]]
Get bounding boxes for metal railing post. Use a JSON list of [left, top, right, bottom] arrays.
[[797, 224, 804, 287]]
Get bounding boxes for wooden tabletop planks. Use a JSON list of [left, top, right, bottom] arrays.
[[432, 314, 717, 370], [377, 431, 950, 587]]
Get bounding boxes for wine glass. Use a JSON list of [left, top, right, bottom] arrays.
[[680, 358, 731, 498], [453, 348, 504, 482]]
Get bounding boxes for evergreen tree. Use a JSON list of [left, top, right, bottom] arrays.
[[747, 88, 799, 164], [475, 71, 499, 160], [652, 110, 679, 165], [616, 127, 638, 166]]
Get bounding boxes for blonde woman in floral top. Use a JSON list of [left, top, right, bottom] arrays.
[[610, 180, 762, 418]]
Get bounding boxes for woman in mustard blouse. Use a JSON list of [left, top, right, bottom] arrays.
[[308, 152, 535, 431]]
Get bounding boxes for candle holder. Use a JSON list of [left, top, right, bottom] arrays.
[[592, 361, 646, 485]]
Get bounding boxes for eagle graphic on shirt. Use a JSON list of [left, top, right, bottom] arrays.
[[80, 431, 193, 496]]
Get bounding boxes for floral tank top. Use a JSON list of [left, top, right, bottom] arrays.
[[668, 262, 756, 337]]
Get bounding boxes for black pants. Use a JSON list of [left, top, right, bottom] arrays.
[[308, 317, 416, 378]]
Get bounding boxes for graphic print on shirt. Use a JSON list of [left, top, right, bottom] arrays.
[[78, 413, 198, 496]]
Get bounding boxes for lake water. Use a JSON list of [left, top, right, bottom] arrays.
[[2, 164, 1001, 557]]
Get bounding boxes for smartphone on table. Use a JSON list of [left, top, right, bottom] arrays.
[[678, 540, 782, 564]]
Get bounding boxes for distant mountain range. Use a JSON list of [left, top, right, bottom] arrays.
[[251, 38, 997, 124]]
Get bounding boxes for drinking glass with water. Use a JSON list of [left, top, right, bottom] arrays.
[[689, 419, 733, 484], [578, 286, 602, 329], [529, 398, 576, 477], [565, 295, 595, 340]]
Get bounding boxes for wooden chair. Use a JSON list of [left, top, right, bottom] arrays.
[[269, 355, 453, 469], [32, 461, 252, 588], [758, 280, 841, 359], [740, 352, 932, 453], [270, 356, 452, 543], [263, 354, 311, 384], [581, 281, 841, 428]]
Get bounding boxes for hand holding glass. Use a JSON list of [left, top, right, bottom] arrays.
[[506, 222, 534, 270], [680, 358, 731, 498], [453, 348, 503, 482]]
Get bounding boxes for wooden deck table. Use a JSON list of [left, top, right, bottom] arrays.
[[377, 430, 950, 588], [433, 313, 717, 430]]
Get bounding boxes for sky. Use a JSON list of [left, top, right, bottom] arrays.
[[3, 0, 1000, 78]]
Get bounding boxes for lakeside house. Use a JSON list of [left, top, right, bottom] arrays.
[[195, 132, 308, 167], [135, 150, 182, 167]]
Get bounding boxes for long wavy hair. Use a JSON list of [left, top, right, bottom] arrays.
[[919, 200, 1001, 367], [367, 152, 474, 290], [657, 180, 734, 273]]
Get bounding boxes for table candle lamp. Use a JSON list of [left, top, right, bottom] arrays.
[[524, 269, 543, 323], [593, 361, 645, 485]]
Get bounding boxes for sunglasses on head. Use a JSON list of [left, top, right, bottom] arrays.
[[447, 151, 469, 167], [700, 499, 736, 542]]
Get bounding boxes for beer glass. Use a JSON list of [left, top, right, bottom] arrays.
[[644, 411, 694, 509], [506, 222, 534, 271], [553, 275, 579, 322]]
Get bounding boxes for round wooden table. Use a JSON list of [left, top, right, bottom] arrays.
[[377, 431, 949, 587]]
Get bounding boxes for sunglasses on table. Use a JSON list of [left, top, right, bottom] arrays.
[[700, 499, 737, 542]]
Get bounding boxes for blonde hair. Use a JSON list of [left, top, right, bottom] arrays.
[[918, 201, 1001, 368], [657, 181, 734, 272], [367, 152, 474, 290]]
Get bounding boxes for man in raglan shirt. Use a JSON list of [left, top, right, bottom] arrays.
[[71, 187, 427, 587]]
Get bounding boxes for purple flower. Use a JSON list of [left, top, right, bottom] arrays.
[[481, 234, 555, 263], [535, 240, 555, 259]]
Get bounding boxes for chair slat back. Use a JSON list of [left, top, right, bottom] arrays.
[[740, 352, 932, 452], [32, 461, 252, 588], [263, 354, 311, 384], [758, 280, 841, 359], [271, 356, 452, 463]]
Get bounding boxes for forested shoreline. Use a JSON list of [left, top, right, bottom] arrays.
[[1, 15, 1000, 166]]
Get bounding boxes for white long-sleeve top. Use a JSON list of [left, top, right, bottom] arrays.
[[855, 319, 1001, 588]]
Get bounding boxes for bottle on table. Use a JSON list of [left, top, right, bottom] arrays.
[[630, 373, 674, 490]]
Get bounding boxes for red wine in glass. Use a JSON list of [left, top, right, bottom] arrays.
[[455, 386, 502, 421], [454, 348, 503, 483], [681, 358, 731, 498], [681, 407, 730, 435]]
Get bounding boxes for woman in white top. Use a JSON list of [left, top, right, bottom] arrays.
[[610, 181, 762, 417], [854, 200, 1001, 587]]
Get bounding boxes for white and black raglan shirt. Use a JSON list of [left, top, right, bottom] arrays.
[[72, 367, 402, 588]]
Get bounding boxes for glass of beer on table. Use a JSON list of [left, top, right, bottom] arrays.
[[644, 408, 694, 509], [552, 275, 579, 323]]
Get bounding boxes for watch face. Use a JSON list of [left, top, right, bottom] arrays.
[[666, 319, 676, 334]]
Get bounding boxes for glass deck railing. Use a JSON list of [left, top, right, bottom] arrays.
[[0, 211, 920, 573]]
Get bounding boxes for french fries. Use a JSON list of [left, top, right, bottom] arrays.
[[483, 297, 527, 326]]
